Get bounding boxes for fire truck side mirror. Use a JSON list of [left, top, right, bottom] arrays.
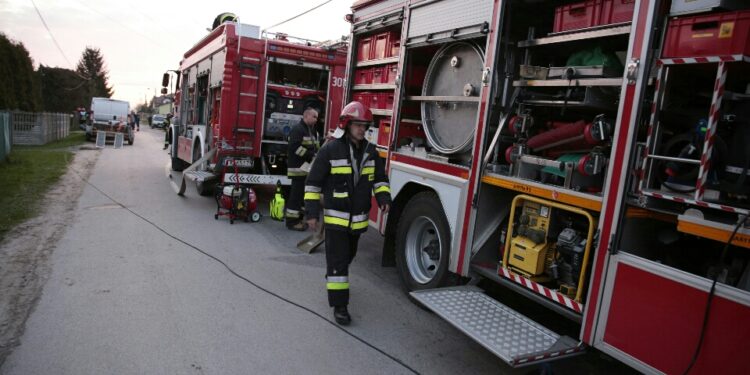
[[161, 73, 170, 88], [161, 88, 168, 95]]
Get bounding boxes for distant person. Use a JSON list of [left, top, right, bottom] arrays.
[[285, 107, 321, 231], [163, 113, 173, 150], [134, 113, 140, 131]]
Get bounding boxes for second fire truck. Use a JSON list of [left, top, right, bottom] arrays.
[[164, 22, 347, 195]]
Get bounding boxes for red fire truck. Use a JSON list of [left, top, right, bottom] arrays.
[[164, 22, 347, 195], [345, 0, 750, 373]]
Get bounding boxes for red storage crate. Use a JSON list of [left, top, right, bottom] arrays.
[[370, 92, 382, 109], [378, 118, 391, 146], [389, 38, 401, 58], [600, 0, 635, 25], [381, 93, 394, 110], [385, 63, 398, 84], [372, 33, 389, 60], [553, 1, 603, 33], [371, 65, 386, 84], [354, 68, 373, 85], [398, 121, 424, 140], [357, 36, 372, 62], [353, 92, 373, 108], [662, 10, 750, 58]]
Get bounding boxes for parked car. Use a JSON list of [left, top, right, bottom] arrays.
[[151, 114, 167, 129]]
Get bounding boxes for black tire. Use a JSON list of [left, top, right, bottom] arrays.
[[395, 191, 452, 292], [86, 133, 93, 142]]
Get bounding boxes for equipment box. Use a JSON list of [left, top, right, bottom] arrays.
[[353, 92, 373, 109], [670, 0, 746, 16], [372, 64, 398, 84], [662, 10, 750, 58], [553, 1, 602, 33], [357, 36, 373, 62], [385, 63, 398, 84], [600, 0, 635, 25], [371, 31, 400, 60], [389, 38, 401, 58], [368, 92, 394, 110], [377, 118, 391, 146], [354, 68, 373, 85]]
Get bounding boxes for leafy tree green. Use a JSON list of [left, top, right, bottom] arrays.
[[0, 33, 41, 111], [37, 65, 87, 112]]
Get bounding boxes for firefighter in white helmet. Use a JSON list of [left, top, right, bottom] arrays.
[[304, 101, 391, 325]]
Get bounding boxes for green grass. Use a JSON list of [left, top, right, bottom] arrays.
[[0, 132, 87, 241]]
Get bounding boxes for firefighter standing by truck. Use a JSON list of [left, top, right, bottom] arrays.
[[285, 107, 321, 230], [304, 101, 391, 325]]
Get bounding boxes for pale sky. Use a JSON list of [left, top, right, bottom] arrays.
[[0, 0, 353, 107]]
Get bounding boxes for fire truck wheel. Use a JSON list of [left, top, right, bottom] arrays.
[[395, 191, 450, 291], [251, 212, 261, 222]]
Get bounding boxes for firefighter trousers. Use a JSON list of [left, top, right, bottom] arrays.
[[285, 176, 305, 227], [325, 228, 360, 307]]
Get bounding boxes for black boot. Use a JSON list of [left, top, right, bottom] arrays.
[[333, 306, 351, 325]]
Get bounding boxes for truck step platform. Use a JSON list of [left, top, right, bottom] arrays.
[[410, 286, 585, 367], [184, 171, 218, 183]]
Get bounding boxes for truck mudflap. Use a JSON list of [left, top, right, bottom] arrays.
[[410, 286, 585, 367]]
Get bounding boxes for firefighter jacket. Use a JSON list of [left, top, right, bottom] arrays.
[[304, 137, 391, 234], [287, 120, 320, 177]]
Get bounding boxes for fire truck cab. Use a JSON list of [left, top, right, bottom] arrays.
[[165, 22, 346, 195], [345, 0, 750, 372]]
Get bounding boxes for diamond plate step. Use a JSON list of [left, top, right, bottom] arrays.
[[184, 171, 217, 182], [410, 286, 585, 367]]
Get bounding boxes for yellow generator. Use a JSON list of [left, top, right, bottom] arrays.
[[507, 201, 551, 277], [502, 195, 596, 302]]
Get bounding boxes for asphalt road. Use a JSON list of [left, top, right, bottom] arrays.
[[0, 126, 631, 375], [0, 126, 513, 375]]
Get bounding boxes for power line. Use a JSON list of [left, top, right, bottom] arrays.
[[70, 0, 181, 54], [29, 0, 91, 83], [29, 0, 73, 68], [262, 0, 334, 33]]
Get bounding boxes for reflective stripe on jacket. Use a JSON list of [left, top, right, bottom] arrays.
[[304, 137, 391, 234], [287, 120, 320, 177]]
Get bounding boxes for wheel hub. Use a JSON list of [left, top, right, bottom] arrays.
[[405, 216, 442, 284]]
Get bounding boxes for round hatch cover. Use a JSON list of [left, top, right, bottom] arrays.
[[421, 42, 485, 155]]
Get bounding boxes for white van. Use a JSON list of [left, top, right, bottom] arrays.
[[87, 98, 133, 144]]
